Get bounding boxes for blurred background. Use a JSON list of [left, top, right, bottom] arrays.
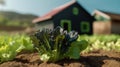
[[0, 0, 120, 34]]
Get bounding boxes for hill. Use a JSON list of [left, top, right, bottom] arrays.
[[0, 11, 38, 27]]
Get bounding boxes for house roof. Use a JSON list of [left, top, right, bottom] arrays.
[[93, 10, 120, 21], [92, 10, 110, 19], [32, 0, 76, 23], [102, 11, 120, 21]]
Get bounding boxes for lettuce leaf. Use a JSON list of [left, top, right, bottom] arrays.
[[66, 40, 88, 59]]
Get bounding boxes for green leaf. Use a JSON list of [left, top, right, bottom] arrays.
[[40, 54, 50, 62], [67, 40, 88, 59]]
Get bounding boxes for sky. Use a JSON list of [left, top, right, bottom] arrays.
[[0, 0, 120, 16]]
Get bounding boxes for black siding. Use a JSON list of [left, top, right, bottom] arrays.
[[53, 2, 94, 35]]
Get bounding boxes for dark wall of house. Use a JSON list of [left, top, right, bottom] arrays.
[[53, 2, 94, 35]]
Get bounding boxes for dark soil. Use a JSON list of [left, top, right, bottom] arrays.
[[0, 50, 120, 67]]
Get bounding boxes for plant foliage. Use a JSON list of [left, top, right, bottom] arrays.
[[31, 27, 88, 62], [0, 34, 33, 63], [78, 35, 120, 53]]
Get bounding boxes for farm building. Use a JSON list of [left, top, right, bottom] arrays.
[[93, 10, 120, 34], [32, 0, 94, 35]]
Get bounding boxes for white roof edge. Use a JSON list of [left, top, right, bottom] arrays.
[[92, 9, 111, 19]]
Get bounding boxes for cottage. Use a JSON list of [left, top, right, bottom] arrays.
[[93, 10, 120, 34], [32, 0, 94, 34]]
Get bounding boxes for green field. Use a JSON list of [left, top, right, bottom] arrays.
[[78, 34, 120, 53], [0, 33, 120, 63]]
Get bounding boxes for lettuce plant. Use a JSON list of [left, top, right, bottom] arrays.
[[31, 27, 88, 62], [0, 34, 33, 63]]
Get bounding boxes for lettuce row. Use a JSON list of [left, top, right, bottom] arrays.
[[0, 34, 33, 63]]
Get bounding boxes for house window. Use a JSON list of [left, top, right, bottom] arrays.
[[80, 21, 90, 33], [60, 20, 71, 32], [73, 7, 79, 15]]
